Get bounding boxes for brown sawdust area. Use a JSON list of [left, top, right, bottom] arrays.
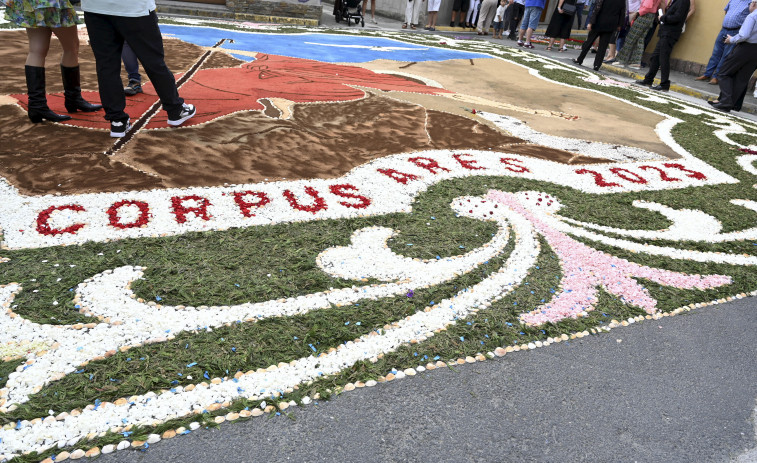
[[352, 58, 677, 159], [0, 30, 676, 196]]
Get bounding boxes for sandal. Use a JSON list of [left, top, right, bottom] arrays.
[[410, 24, 416, 29], [545, 46, 553, 51], [402, 23, 407, 29]]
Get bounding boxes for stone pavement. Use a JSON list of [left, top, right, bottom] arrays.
[[321, 4, 757, 116]]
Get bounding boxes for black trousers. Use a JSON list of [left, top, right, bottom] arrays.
[[644, 33, 678, 88], [506, 3, 524, 37], [83, 10, 183, 122], [576, 28, 613, 70], [716, 42, 757, 110]]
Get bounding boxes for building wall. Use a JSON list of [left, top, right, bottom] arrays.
[[668, 0, 726, 65]]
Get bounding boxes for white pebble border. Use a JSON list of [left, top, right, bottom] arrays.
[[2, 289, 753, 462]]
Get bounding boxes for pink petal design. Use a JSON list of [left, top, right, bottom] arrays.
[[486, 191, 732, 326]]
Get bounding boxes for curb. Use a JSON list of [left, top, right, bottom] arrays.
[[600, 63, 757, 116]]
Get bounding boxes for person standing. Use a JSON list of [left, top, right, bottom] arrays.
[[614, 0, 661, 67], [363, 0, 378, 24], [493, 0, 508, 37], [121, 42, 143, 96], [633, 0, 690, 91], [425, 0, 441, 30], [517, 0, 546, 47], [4, 0, 101, 123], [545, 0, 577, 51], [403, 0, 425, 28], [478, 0, 499, 34], [694, 0, 751, 85], [80, 0, 196, 137], [451, 0, 470, 26], [467, 0, 483, 27], [575, 0, 585, 29], [711, 0, 757, 112], [505, 0, 525, 38], [572, 0, 626, 70]]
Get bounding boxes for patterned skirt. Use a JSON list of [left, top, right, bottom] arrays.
[[4, 0, 82, 28]]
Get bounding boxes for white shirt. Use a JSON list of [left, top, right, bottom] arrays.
[[81, 0, 156, 17], [496, 5, 506, 19]]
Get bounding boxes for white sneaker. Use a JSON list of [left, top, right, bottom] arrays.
[[167, 103, 196, 127], [370, 17, 377, 23], [110, 118, 131, 138]]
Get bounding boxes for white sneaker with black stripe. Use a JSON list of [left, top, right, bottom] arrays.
[[110, 118, 131, 138], [167, 103, 196, 127]]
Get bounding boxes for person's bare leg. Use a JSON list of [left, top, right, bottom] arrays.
[[26, 27, 53, 67], [52, 26, 80, 67], [525, 27, 534, 44]]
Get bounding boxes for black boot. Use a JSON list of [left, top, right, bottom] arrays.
[[24, 65, 71, 123], [61, 65, 102, 113]]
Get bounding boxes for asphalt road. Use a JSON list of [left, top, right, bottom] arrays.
[[100, 297, 757, 463]]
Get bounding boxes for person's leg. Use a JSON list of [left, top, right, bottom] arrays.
[[713, 41, 736, 80], [716, 43, 757, 109], [50, 25, 79, 67], [54, 26, 102, 113], [641, 39, 661, 83], [84, 11, 129, 122], [508, 3, 522, 38], [24, 27, 71, 122], [25, 27, 52, 67], [431, 11, 439, 27], [658, 35, 677, 88], [122, 42, 141, 83], [518, 6, 531, 41], [574, 28, 598, 64], [524, 7, 541, 44], [593, 31, 612, 70], [575, 4, 583, 29], [411, 0, 421, 26], [702, 28, 728, 79], [114, 11, 184, 118]]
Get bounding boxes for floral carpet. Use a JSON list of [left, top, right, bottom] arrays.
[[1, 16, 756, 462]]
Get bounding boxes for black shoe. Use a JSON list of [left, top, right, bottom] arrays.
[[650, 84, 669, 92], [61, 65, 102, 113], [707, 99, 719, 106], [110, 118, 131, 138], [571, 58, 582, 66], [590, 48, 597, 54], [711, 103, 731, 113], [124, 79, 143, 97], [167, 103, 197, 127], [593, 66, 601, 71], [633, 79, 653, 86], [450, 21, 455, 27], [24, 65, 72, 123]]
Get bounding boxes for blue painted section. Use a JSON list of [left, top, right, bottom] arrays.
[[160, 25, 490, 63]]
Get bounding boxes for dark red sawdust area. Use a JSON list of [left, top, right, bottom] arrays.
[[11, 54, 452, 131]]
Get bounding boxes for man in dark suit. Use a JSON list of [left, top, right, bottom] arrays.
[[572, 0, 626, 71], [634, 0, 691, 91]]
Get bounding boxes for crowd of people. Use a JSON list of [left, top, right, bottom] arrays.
[[404, 0, 756, 108], [3, 0, 196, 137], [3, 0, 755, 134]]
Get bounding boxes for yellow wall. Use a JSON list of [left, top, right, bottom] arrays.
[[648, 0, 728, 65]]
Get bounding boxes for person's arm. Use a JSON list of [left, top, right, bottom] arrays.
[[558, 0, 565, 12], [588, 0, 604, 27], [686, 0, 695, 21]]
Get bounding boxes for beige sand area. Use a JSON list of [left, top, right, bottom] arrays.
[[349, 58, 679, 160]]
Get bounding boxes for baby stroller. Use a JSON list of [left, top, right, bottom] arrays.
[[334, 0, 364, 27]]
